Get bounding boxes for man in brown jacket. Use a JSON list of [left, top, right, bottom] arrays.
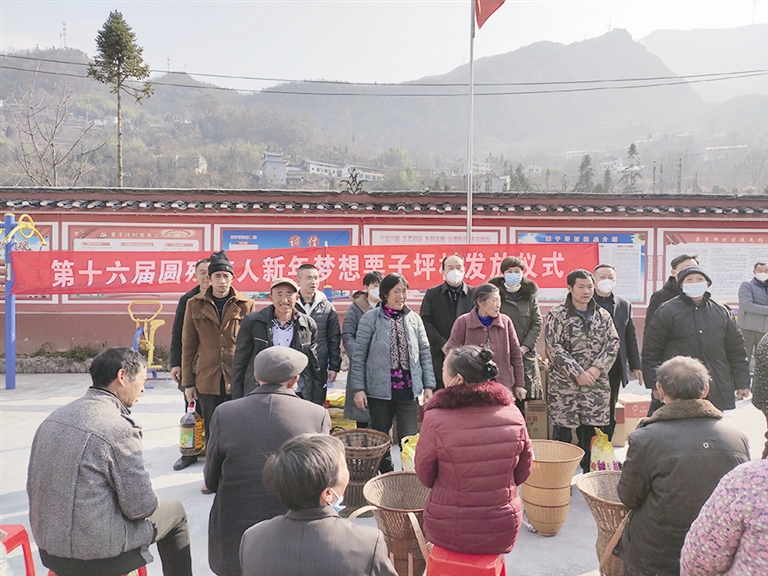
[[182, 250, 256, 491]]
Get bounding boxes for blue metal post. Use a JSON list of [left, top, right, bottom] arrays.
[[4, 213, 16, 390]]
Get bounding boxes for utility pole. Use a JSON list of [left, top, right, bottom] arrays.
[[167, 58, 170, 73], [62, 23, 66, 48]]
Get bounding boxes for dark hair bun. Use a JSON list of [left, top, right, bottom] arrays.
[[478, 348, 494, 362]]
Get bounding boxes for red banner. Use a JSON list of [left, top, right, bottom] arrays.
[[10, 244, 598, 295]]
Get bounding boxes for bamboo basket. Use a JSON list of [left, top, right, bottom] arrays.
[[521, 440, 585, 536], [349, 471, 431, 576], [332, 429, 391, 510], [576, 471, 630, 576]]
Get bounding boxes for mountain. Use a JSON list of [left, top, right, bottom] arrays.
[[251, 29, 708, 156], [640, 24, 768, 102]]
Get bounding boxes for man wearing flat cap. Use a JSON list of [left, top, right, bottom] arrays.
[[231, 277, 323, 402], [642, 266, 750, 411], [205, 346, 331, 576], [181, 250, 256, 487]]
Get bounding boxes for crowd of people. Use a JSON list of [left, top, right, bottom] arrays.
[[24, 249, 768, 576]]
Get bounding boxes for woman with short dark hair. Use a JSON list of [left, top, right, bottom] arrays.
[[240, 434, 397, 576], [350, 273, 436, 472], [415, 345, 532, 555], [445, 283, 526, 400]]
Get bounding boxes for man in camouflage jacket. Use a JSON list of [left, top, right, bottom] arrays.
[[544, 269, 620, 472]]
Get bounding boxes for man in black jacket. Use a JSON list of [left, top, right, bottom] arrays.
[[617, 355, 750, 576], [642, 267, 750, 411], [643, 253, 698, 415], [593, 264, 642, 440], [169, 257, 209, 471], [295, 264, 342, 405], [231, 278, 323, 403], [420, 255, 474, 389]]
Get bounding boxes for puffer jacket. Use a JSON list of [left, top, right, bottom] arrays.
[[181, 287, 256, 395], [738, 277, 768, 333], [342, 291, 375, 421], [642, 293, 750, 411], [617, 399, 750, 576], [415, 381, 532, 554], [349, 306, 436, 400], [28, 388, 157, 566], [296, 291, 342, 381], [230, 306, 322, 399], [489, 276, 543, 398]]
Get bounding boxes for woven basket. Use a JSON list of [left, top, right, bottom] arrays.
[[521, 440, 585, 536], [360, 471, 431, 576], [332, 429, 392, 509], [576, 471, 630, 576]]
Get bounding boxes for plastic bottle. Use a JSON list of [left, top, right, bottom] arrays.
[[180, 401, 198, 456]]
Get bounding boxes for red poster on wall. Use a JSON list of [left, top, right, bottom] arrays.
[[11, 243, 598, 295]]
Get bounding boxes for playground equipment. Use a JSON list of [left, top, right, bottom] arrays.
[[127, 300, 165, 378], [3, 213, 48, 390]]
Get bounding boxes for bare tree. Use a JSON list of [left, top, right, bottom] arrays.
[[7, 70, 106, 186], [744, 148, 767, 188]]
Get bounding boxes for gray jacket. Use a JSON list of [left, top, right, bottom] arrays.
[[738, 278, 768, 332], [27, 388, 157, 564], [342, 292, 374, 421], [296, 292, 342, 380], [349, 306, 436, 400]]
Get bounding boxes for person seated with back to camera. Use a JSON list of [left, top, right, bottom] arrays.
[[239, 434, 398, 576]]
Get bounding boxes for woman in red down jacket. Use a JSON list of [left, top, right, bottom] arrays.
[[415, 345, 533, 555]]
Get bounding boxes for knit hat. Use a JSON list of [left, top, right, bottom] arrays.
[[207, 250, 234, 276], [677, 266, 712, 286], [253, 346, 308, 385]]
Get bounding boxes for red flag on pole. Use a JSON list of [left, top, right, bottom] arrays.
[[475, 0, 505, 28]]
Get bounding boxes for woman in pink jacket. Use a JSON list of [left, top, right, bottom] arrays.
[[415, 345, 533, 555], [445, 283, 526, 401]]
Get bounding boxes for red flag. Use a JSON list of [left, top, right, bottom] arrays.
[[475, 0, 506, 28]]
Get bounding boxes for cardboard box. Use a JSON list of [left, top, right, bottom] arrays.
[[525, 400, 549, 439], [611, 404, 626, 448], [618, 393, 652, 438]]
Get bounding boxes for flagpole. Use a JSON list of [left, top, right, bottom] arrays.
[[467, 0, 475, 245]]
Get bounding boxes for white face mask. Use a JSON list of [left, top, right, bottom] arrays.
[[445, 269, 464, 286], [756, 273, 768, 283], [368, 287, 380, 301], [596, 279, 616, 294], [682, 282, 708, 298]]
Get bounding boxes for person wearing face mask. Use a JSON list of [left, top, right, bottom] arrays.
[[444, 283, 526, 401], [205, 347, 331, 576], [420, 255, 475, 390], [415, 345, 532, 555], [642, 266, 751, 411], [240, 434, 397, 576], [342, 271, 384, 427], [489, 256, 543, 414], [738, 261, 768, 372], [592, 264, 643, 441]]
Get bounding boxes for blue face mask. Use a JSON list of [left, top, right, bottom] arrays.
[[504, 272, 523, 286], [330, 488, 345, 514], [682, 282, 708, 298]]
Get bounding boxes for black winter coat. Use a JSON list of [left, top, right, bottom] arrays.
[[595, 293, 641, 386], [296, 294, 342, 380], [641, 293, 750, 410], [230, 306, 322, 399], [169, 285, 201, 370], [617, 399, 749, 576], [644, 276, 681, 336], [420, 282, 474, 388]]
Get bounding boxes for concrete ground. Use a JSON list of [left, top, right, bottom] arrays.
[[1, 372, 765, 576]]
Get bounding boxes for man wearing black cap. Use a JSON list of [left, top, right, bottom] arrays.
[[231, 277, 323, 402], [181, 250, 256, 491], [204, 346, 330, 576], [642, 266, 750, 411]]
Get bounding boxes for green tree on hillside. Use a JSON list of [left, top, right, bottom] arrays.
[[511, 164, 531, 191], [88, 11, 152, 186], [573, 154, 594, 193], [619, 143, 642, 192]]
